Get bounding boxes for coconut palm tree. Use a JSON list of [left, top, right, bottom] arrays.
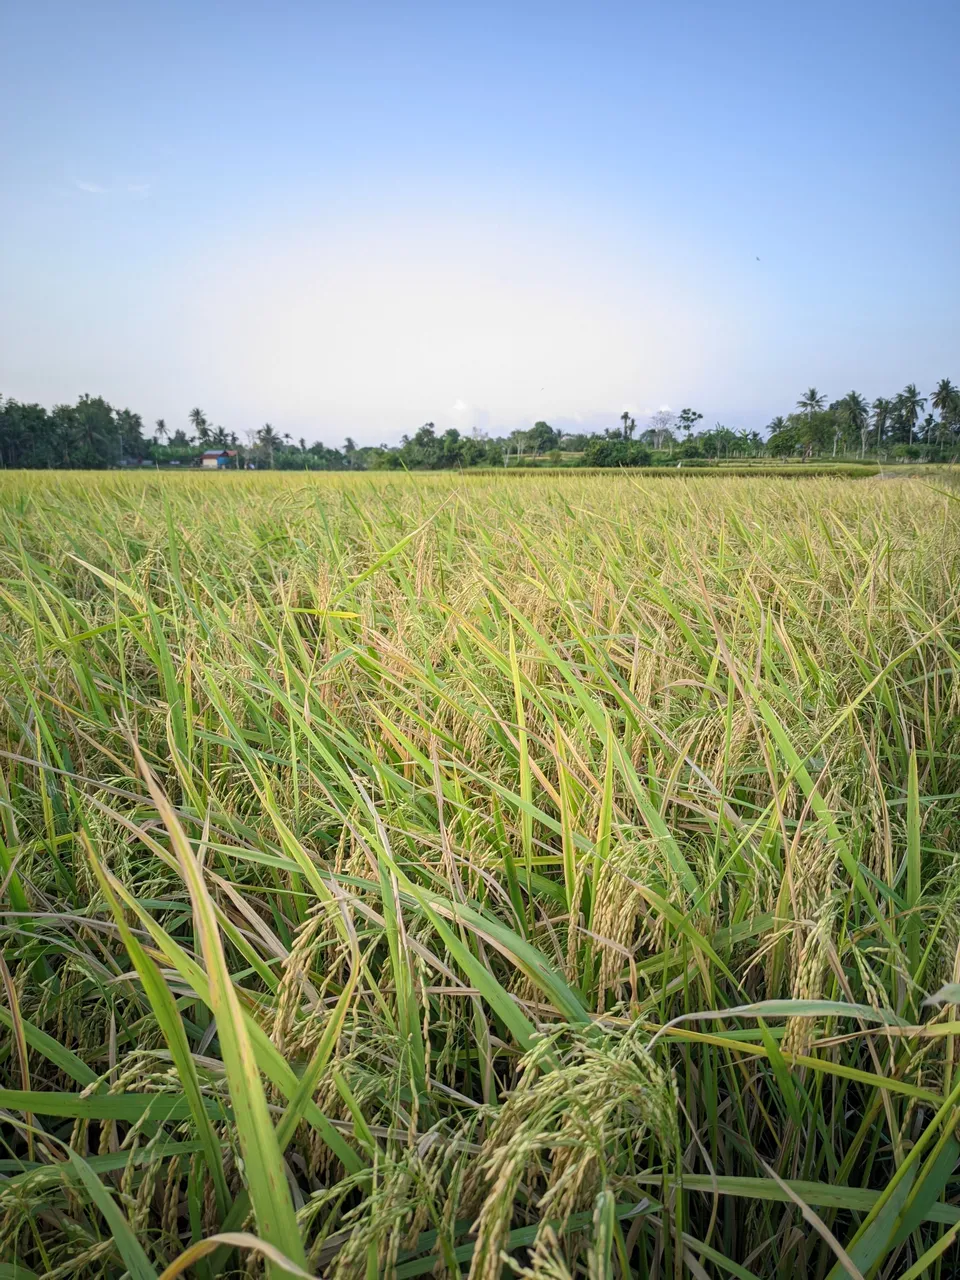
[[871, 397, 892, 452], [931, 379, 959, 445], [620, 411, 631, 439], [797, 387, 826, 416], [840, 391, 869, 457], [189, 407, 211, 445], [257, 422, 282, 468], [896, 384, 925, 446], [712, 424, 736, 458], [154, 418, 168, 444]]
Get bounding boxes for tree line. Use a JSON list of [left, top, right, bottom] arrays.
[[574, 381, 960, 464], [1, 379, 957, 471], [765, 383, 960, 460]]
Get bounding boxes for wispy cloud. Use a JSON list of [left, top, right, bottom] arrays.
[[72, 178, 152, 197]]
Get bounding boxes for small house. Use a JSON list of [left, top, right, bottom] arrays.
[[200, 449, 238, 469]]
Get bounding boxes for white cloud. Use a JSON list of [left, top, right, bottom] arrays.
[[72, 179, 152, 197], [451, 398, 467, 414]]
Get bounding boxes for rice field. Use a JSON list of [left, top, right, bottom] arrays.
[[1, 468, 960, 1279]]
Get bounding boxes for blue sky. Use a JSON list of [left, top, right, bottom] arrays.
[[2, 0, 958, 444]]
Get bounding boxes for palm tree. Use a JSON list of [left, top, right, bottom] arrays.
[[257, 422, 281, 468], [871, 397, 892, 452], [797, 387, 826, 416], [767, 415, 787, 435], [713, 423, 736, 458], [931, 378, 957, 414], [839, 391, 869, 457], [620, 411, 631, 439], [896, 384, 925, 446], [154, 418, 168, 444], [931, 379, 959, 445], [189, 407, 210, 445]]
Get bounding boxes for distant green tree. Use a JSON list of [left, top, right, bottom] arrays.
[[792, 409, 837, 457], [257, 422, 282, 467], [189, 407, 210, 445], [871, 397, 893, 452], [528, 421, 559, 454], [116, 408, 146, 460], [895, 384, 925, 446], [582, 438, 651, 468], [838, 391, 869, 457], [0, 398, 51, 468], [675, 436, 704, 459], [767, 416, 801, 457], [797, 387, 826, 416], [704, 423, 738, 458], [931, 379, 958, 445], [306, 440, 347, 469], [677, 408, 703, 436], [558, 432, 593, 452]]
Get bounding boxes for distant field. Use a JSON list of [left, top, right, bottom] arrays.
[[479, 460, 884, 478], [2, 469, 959, 1278]]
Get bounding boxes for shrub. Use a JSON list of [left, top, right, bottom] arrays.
[[580, 438, 652, 467]]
